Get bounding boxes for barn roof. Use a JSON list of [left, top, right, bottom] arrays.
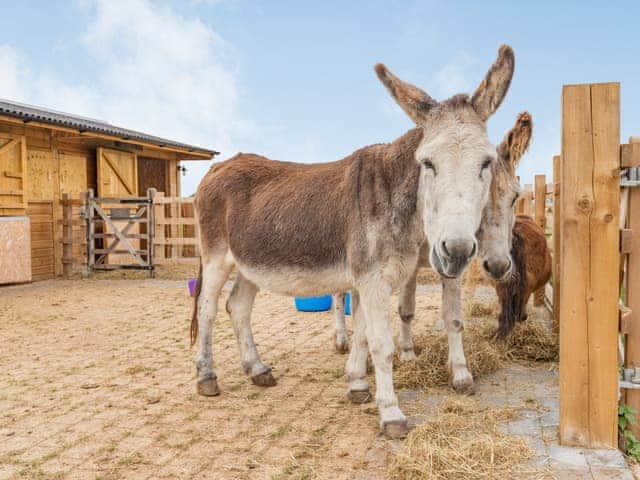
[[0, 99, 217, 158]]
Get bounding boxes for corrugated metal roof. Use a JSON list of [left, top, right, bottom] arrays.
[[0, 99, 217, 157]]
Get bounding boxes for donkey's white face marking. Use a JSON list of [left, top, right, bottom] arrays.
[[416, 116, 496, 278]]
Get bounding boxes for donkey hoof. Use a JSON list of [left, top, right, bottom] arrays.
[[382, 419, 410, 439], [347, 389, 372, 404], [452, 376, 476, 395], [335, 339, 349, 354], [251, 368, 277, 387], [197, 378, 220, 397], [399, 348, 417, 362]]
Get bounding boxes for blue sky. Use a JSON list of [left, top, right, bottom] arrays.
[[1, 1, 639, 194]]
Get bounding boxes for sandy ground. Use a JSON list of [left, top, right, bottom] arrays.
[[0, 276, 562, 479]]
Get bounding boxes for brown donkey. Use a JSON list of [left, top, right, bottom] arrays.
[[334, 112, 532, 386], [191, 46, 515, 438], [495, 215, 552, 337]]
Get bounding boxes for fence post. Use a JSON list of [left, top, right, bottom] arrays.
[[552, 156, 561, 333], [147, 188, 156, 278], [62, 193, 73, 278], [625, 136, 640, 436], [86, 189, 95, 275], [523, 184, 533, 217], [154, 192, 166, 262], [534, 174, 547, 307], [559, 83, 620, 448]]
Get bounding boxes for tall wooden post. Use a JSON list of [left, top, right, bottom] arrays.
[[552, 156, 562, 333], [523, 184, 534, 217], [534, 175, 547, 306], [559, 83, 620, 448], [86, 189, 95, 275], [154, 192, 166, 263], [62, 193, 73, 278], [625, 137, 640, 435]]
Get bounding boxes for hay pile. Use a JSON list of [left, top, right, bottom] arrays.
[[388, 397, 541, 480], [394, 319, 558, 390]]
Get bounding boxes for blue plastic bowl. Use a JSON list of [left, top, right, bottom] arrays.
[[344, 292, 352, 315], [294, 295, 333, 312]]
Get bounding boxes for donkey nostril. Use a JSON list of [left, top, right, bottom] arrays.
[[441, 240, 450, 257], [483, 260, 490, 272], [470, 242, 477, 258]]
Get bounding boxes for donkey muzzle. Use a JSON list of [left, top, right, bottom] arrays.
[[483, 257, 512, 282], [431, 238, 477, 278]]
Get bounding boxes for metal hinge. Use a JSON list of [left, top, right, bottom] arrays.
[[621, 167, 640, 187]]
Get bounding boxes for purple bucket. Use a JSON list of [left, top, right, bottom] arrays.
[[188, 278, 197, 297]]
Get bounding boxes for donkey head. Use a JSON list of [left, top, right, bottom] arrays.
[[477, 111, 532, 281], [376, 45, 515, 278]]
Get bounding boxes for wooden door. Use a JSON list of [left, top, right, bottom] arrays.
[[26, 150, 55, 201], [60, 152, 87, 195], [97, 148, 139, 265], [27, 202, 55, 280], [0, 134, 27, 215], [97, 148, 138, 197]]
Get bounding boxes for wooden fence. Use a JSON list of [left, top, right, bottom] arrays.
[[60, 189, 199, 277]]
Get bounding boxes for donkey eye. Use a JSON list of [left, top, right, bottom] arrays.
[[511, 193, 520, 207], [423, 159, 436, 174], [481, 158, 492, 172]]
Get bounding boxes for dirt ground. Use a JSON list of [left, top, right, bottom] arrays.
[[0, 276, 559, 479]]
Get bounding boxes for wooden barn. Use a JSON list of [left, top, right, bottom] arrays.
[[0, 100, 216, 284]]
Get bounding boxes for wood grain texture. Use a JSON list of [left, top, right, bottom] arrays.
[[559, 83, 619, 448]]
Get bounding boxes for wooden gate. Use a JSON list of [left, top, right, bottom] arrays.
[[0, 134, 27, 216], [86, 188, 155, 276]]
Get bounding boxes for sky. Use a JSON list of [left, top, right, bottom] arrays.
[[0, 0, 639, 195]]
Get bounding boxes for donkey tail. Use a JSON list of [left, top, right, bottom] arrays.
[[190, 261, 203, 346]]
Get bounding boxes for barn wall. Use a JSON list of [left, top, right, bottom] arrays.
[[0, 119, 199, 282]]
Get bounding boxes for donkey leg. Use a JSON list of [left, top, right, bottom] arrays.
[[345, 291, 371, 403], [442, 276, 474, 394], [195, 254, 232, 396], [334, 293, 349, 354], [360, 281, 408, 439], [227, 274, 276, 387], [397, 268, 418, 361]]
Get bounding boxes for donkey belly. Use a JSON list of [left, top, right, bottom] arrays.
[[235, 260, 353, 297]]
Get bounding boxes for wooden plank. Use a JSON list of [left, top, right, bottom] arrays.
[[154, 192, 166, 261], [155, 218, 197, 225], [154, 238, 199, 246], [621, 142, 640, 168], [622, 228, 633, 254], [559, 83, 619, 449], [533, 174, 547, 307], [588, 82, 620, 447], [553, 155, 561, 334], [62, 193, 72, 277], [560, 84, 592, 447], [626, 157, 640, 437]]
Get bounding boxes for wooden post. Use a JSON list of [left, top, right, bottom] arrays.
[[147, 188, 156, 278], [559, 83, 620, 448], [552, 156, 562, 333], [533, 174, 547, 306], [86, 189, 95, 275], [62, 193, 73, 278], [154, 192, 166, 262], [625, 136, 640, 436], [523, 184, 534, 217]]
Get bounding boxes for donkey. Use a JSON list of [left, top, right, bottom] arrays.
[[191, 45, 515, 438], [334, 112, 532, 392], [495, 214, 552, 337]]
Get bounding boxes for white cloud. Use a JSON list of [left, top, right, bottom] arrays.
[[434, 52, 477, 98], [0, 45, 29, 101], [0, 0, 240, 194]]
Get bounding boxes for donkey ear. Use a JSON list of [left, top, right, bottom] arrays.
[[497, 111, 532, 168], [471, 45, 515, 121], [375, 63, 437, 124]]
